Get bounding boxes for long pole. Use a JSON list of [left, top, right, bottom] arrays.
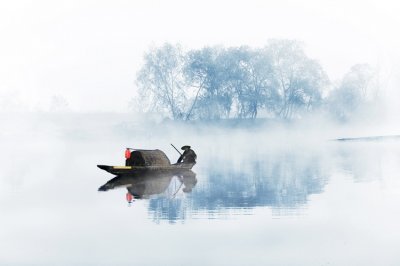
[[170, 144, 182, 155]]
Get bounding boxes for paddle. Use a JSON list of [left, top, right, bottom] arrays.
[[170, 144, 182, 155]]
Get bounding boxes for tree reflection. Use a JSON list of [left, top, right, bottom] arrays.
[[97, 143, 399, 222], [147, 152, 329, 222]]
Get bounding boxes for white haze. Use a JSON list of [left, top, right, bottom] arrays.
[[0, 0, 400, 114], [1, 1, 400, 265], [1, 114, 400, 265]]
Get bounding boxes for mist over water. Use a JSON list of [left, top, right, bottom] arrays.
[[1, 112, 400, 265], [2, 0, 400, 264]]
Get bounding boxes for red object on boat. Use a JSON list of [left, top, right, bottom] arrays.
[[126, 192, 133, 202], [125, 148, 131, 159]]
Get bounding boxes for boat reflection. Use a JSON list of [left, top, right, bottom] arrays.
[[96, 143, 396, 222], [98, 170, 197, 200], [98, 150, 333, 222]]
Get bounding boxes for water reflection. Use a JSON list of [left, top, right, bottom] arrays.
[[146, 152, 329, 222], [98, 149, 332, 222], [97, 142, 400, 222], [333, 143, 386, 182], [98, 170, 197, 199]]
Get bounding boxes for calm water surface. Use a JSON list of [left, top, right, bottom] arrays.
[[1, 116, 400, 265]]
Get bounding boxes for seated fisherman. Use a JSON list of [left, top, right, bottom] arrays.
[[177, 145, 197, 164]]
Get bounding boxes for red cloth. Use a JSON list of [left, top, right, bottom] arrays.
[[126, 192, 133, 202], [125, 149, 131, 159]]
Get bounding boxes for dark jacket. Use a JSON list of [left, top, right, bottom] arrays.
[[177, 149, 197, 164]]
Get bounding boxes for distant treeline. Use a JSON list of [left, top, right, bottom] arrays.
[[134, 40, 379, 121]]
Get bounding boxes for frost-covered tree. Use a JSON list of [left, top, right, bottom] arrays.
[[184, 46, 277, 119], [136, 43, 187, 120], [49, 95, 69, 112], [328, 64, 376, 120], [266, 40, 328, 119], [225, 47, 277, 119], [135, 41, 334, 121], [184, 47, 233, 120]]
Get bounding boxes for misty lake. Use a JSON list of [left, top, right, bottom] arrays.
[[1, 113, 400, 265]]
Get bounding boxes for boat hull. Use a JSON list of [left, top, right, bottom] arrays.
[[97, 163, 195, 175]]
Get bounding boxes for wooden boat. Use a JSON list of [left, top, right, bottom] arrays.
[[97, 149, 195, 175], [97, 163, 195, 175]]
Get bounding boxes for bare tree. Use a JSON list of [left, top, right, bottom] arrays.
[[224, 47, 277, 119], [184, 47, 233, 120], [135, 41, 332, 121], [266, 40, 328, 119], [50, 95, 70, 112], [136, 43, 187, 120], [328, 64, 376, 120]]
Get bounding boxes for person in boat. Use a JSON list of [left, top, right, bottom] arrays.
[[177, 145, 197, 164]]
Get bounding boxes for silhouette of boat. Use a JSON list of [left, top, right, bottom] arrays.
[[97, 149, 195, 175], [98, 169, 197, 199]]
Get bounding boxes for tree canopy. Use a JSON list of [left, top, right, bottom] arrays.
[[135, 40, 377, 121]]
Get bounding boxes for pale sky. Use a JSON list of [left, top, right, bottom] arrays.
[[0, 0, 399, 112]]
